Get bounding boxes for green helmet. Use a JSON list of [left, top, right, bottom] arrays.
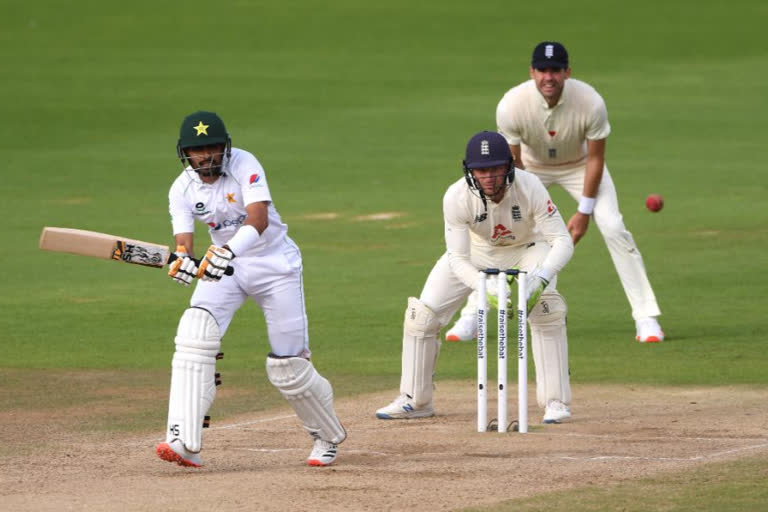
[[176, 110, 232, 164]]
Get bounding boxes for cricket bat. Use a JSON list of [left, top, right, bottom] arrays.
[[39, 227, 234, 275]]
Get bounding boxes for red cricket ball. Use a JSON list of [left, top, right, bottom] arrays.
[[645, 194, 664, 212]]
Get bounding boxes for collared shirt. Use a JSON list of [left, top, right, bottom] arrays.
[[443, 170, 573, 289], [496, 79, 611, 170], [168, 147, 288, 255]]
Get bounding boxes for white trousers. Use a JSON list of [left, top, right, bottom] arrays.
[[189, 238, 310, 358], [532, 164, 660, 320]]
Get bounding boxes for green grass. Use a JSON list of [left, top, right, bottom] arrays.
[[461, 456, 768, 512], [0, 0, 766, 508]]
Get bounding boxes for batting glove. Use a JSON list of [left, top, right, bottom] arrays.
[[485, 272, 516, 312], [197, 245, 234, 282], [525, 271, 551, 313], [168, 246, 198, 286]]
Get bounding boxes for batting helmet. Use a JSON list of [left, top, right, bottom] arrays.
[[176, 111, 232, 165], [462, 131, 515, 194]]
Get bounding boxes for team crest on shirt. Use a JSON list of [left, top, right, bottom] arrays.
[[226, 193, 236, 203], [492, 224, 515, 241], [474, 213, 488, 223], [546, 199, 558, 216], [511, 205, 522, 221]]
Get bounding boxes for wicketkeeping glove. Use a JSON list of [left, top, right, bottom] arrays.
[[197, 245, 234, 282], [168, 246, 198, 286], [485, 272, 516, 312], [525, 271, 551, 313]]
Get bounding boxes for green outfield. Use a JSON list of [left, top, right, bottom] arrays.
[[1, 0, 766, 509]]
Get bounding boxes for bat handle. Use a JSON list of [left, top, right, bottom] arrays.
[[167, 253, 235, 276]]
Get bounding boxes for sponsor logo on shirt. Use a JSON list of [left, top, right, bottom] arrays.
[[512, 205, 522, 221], [194, 202, 211, 215], [492, 224, 515, 241], [548, 148, 557, 158], [474, 213, 488, 223], [249, 173, 261, 185], [207, 214, 247, 232], [226, 193, 236, 203]]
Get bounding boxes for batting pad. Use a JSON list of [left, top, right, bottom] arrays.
[[266, 356, 346, 444], [166, 307, 221, 453], [400, 297, 441, 406], [529, 293, 571, 408]]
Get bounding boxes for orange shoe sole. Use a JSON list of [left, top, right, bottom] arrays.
[[636, 335, 663, 343], [307, 458, 333, 467], [156, 443, 202, 468]]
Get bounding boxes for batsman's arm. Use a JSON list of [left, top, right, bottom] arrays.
[[174, 232, 195, 258]]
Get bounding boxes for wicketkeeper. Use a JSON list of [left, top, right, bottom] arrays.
[[376, 131, 575, 424], [156, 111, 346, 468]]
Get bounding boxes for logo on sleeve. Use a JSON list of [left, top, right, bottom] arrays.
[[249, 173, 261, 185], [546, 199, 557, 216]]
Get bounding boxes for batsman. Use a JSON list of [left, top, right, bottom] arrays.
[[376, 131, 575, 424], [156, 111, 346, 468]]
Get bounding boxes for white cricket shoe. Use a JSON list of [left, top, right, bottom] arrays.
[[542, 400, 571, 424], [636, 317, 664, 343], [307, 439, 339, 467], [445, 314, 477, 342], [156, 439, 202, 468], [375, 393, 434, 419]]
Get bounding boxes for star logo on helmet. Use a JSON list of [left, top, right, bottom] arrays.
[[194, 121, 209, 136]]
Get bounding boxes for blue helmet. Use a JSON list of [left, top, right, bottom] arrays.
[[462, 131, 515, 194]]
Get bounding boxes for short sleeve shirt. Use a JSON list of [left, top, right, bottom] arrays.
[[496, 79, 611, 170], [168, 147, 288, 255]]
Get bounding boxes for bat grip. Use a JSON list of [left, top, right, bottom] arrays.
[[167, 253, 235, 276]]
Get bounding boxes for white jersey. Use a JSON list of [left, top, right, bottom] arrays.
[[168, 147, 289, 256], [443, 170, 573, 289], [496, 79, 611, 170]]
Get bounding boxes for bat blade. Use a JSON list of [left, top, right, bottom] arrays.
[[39, 227, 171, 268], [39, 227, 234, 276]]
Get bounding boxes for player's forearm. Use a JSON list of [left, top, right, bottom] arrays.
[[244, 201, 269, 234], [581, 139, 606, 199], [174, 233, 195, 256], [510, 145, 524, 169]]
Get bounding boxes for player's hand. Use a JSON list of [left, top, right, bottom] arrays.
[[567, 212, 590, 244], [485, 273, 516, 312], [525, 271, 550, 313], [168, 246, 198, 286], [197, 245, 234, 282]]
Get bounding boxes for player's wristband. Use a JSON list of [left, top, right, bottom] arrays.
[[226, 225, 260, 256], [577, 197, 596, 215]]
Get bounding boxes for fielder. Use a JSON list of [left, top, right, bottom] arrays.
[[446, 41, 664, 344], [155, 111, 346, 468], [376, 131, 575, 423]]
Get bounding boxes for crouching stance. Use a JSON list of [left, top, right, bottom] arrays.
[[156, 111, 345, 468], [376, 131, 575, 424]]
